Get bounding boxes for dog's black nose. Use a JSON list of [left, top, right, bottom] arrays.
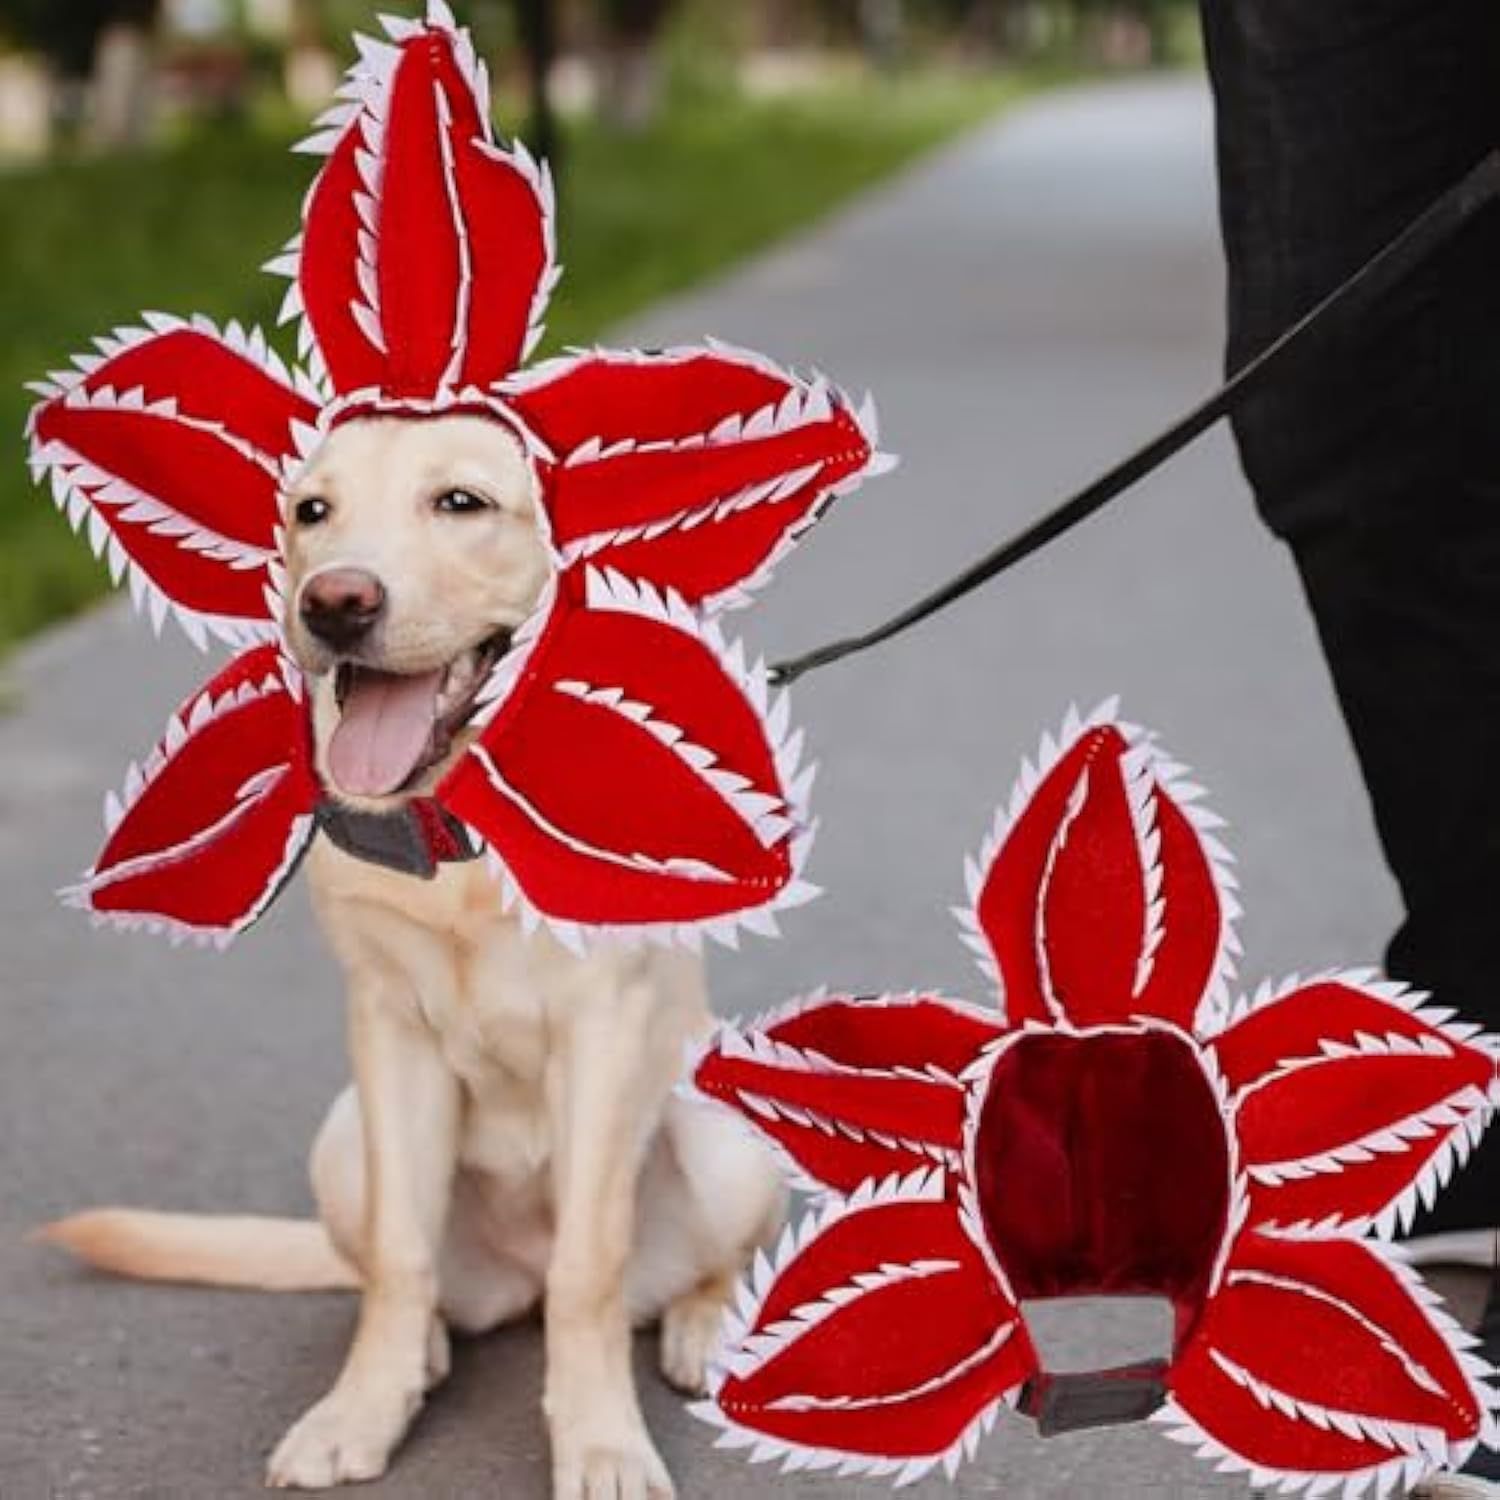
[[300, 567, 386, 650]]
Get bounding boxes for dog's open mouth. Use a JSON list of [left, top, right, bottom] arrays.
[[327, 629, 512, 799]]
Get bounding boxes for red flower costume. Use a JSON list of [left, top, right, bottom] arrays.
[[23, 3, 889, 949], [692, 705, 1500, 1493]]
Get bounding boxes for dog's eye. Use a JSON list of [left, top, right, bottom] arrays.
[[294, 496, 331, 527], [433, 489, 492, 516]]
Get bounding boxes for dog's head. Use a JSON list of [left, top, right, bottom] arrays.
[[282, 413, 550, 805]]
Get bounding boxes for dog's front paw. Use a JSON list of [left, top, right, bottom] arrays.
[[552, 1430, 675, 1500], [266, 1383, 421, 1490]]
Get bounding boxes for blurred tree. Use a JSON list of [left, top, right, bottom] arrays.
[[277, 0, 337, 112], [515, 0, 560, 165], [857, 0, 906, 70], [596, 0, 674, 132], [1, 0, 150, 77], [0, 0, 160, 144]]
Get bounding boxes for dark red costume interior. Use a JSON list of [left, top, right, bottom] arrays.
[[975, 1029, 1230, 1354]]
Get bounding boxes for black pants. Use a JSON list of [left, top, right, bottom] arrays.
[[1201, 0, 1500, 1235]]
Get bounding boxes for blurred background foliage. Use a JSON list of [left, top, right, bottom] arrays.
[[0, 0, 1196, 652]]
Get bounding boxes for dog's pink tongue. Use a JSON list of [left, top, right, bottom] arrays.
[[328, 668, 444, 797]]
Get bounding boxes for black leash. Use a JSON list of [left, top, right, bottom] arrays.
[[770, 147, 1500, 688]]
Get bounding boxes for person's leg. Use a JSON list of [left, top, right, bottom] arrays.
[[1201, 0, 1500, 1241]]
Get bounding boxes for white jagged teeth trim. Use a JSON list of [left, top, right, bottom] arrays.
[[1366, 1237, 1500, 1460], [504, 345, 892, 607], [378, 12, 423, 45], [460, 825, 818, 960], [1168, 1229, 1500, 1485], [746, 1088, 958, 1167], [1127, 730, 1241, 1032], [1151, 1394, 1445, 1498], [739, 986, 996, 1082], [82, 667, 292, 843], [577, 566, 820, 893], [1032, 762, 1094, 1024], [314, 1, 557, 380], [288, 18, 406, 361], [468, 743, 736, 884], [25, 314, 310, 650], [952, 698, 1125, 1016], [459, 773, 816, 960], [1246, 1081, 1492, 1201], [35, 454, 275, 651], [37, 455, 276, 653], [505, 337, 793, 396], [36, 311, 300, 441], [1220, 968, 1494, 1069], [718, 1043, 961, 1162], [688, 1168, 1019, 1488], [556, 465, 827, 569], [470, 572, 558, 722], [555, 371, 843, 468], [1123, 745, 1165, 998], [1208, 1345, 1452, 1458], [1222, 970, 1500, 1237], [956, 1036, 1024, 1307], [68, 764, 287, 898], [507, 138, 559, 364], [706, 1167, 947, 1389], [1370, 1106, 1492, 1240], [64, 790, 312, 953], [553, 679, 791, 850], [1226, 1265, 1456, 1408], [1188, 1037, 1248, 1299], [432, 78, 472, 391]]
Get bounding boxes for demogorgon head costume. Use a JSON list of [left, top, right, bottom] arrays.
[[24, 2, 891, 950], [691, 707, 1500, 1495]]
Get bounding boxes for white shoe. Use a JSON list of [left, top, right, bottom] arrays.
[[1410, 1477, 1500, 1499], [1402, 1228, 1500, 1270]]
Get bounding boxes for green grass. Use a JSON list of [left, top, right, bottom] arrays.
[[0, 69, 1026, 652]]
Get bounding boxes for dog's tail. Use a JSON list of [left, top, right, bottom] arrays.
[[33, 1210, 359, 1292]]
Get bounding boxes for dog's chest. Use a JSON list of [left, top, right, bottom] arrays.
[[434, 927, 552, 1094], [312, 843, 554, 1126], [395, 923, 554, 1187]]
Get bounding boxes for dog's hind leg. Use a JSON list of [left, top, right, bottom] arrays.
[[629, 1090, 787, 1394], [308, 1088, 540, 1354]]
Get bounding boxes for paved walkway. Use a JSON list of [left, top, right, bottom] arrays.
[[0, 76, 1403, 1498]]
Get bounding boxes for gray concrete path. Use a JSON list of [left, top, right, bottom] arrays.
[[1, 76, 1405, 1498]]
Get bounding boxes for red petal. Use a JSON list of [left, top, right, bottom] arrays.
[[709, 1176, 1034, 1477], [693, 995, 987, 1193], [27, 323, 314, 644], [297, 125, 386, 392], [763, 993, 1002, 1079], [374, 36, 467, 396], [1212, 978, 1498, 1234], [1135, 787, 1227, 1024], [969, 718, 1227, 1028], [295, 18, 550, 397], [1166, 1230, 1488, 1486], [439, 584, 806, 936], [508, 348, 876, 605], [65, 646, 318, 943], [451, 136, 552, 388]]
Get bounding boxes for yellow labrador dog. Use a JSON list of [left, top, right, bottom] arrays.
[[43, 413, 786, 1498]]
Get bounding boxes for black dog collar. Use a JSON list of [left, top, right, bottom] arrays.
[[315, 798, 479, 879]]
